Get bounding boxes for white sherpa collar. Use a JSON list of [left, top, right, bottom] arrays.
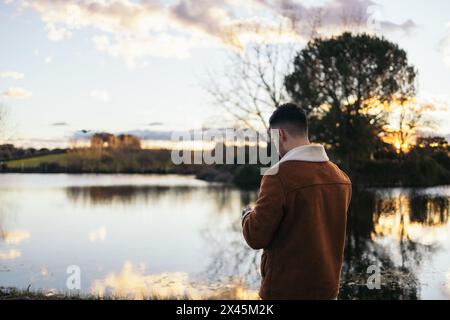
[[278, 144, 329, 164], [263, 144, 329, 176]]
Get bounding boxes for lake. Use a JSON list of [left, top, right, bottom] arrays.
[[0, 174, 449, 299]]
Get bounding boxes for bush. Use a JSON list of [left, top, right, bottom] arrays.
[[233, 165, 262, 189], [431, 151, 450, 171], [195, 166, 233, 184], [356, 156, 450, 187]]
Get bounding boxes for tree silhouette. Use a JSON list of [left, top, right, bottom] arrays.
[[285, 32, 417, 171]]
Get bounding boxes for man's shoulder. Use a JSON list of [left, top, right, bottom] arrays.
[[272, 160, 351, 191]]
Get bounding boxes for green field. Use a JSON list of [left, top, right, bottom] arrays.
[[6, 153, 68, 169]]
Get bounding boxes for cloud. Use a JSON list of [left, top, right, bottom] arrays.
[[0, 71, 24, 80], [254, 0, 416, 35], [51, 122, 69, 126], [380, 19, 416, 34], [8, 137, 70, 149], [90, 90, 110, 102], [91, 33, 193, 65], [3, 87, 32, 99], [147, 122, 164, 127], [12, 0, 416, 65], [70, 129, 181, 142], [45, 23, 72, 41]]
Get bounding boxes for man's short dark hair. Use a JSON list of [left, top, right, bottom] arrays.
[[269, 103, 308, 136]]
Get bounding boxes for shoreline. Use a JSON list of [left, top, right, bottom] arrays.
[[1, 171, 449, 189]]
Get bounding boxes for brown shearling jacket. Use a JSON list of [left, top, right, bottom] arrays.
[[242, 144, 352, 300]]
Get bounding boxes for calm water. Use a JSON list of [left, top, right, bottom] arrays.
[[0, 174, 449, 299]]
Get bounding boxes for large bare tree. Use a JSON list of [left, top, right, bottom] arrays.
[[203, 8, 371, 131], [204, 22, 307, 131]]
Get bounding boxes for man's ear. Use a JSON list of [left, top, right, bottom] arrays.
[[279, 129, 287, 141]]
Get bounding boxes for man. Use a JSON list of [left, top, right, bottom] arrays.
[[242, 103, 352, 300]]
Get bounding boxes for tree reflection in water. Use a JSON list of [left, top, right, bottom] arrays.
[[66, 185, 201, 205], [341, 188, 448, 299], [201, 192, 260, 290], [202, 187, 449, 300], [63, 184, 449, 299]]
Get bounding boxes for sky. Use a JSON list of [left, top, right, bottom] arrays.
[[0, 0, 450, 148]]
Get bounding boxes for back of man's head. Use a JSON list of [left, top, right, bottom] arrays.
[[269, 103, 308, 137]]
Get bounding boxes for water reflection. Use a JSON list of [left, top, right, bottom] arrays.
[[340, 188, 449, 299], [65, 185, 245, 215], [0, 193, 26, 262], [197, 187, 450, 299], [0, 249, 21, 260], [65, 182, 262, 298], [91, 261, 259, 300], [0, 230, 30, 244], [409, 194, 449, 226], [0, 175, 449, 299], [88, 227, 107, 242]]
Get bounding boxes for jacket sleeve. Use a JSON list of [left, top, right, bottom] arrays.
[[242, 175, 285, 249]]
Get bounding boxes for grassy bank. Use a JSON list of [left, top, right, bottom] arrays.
[[0, 287, 190, 300], [0, 287, 96, 300], [5, 153, 68, 169]]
